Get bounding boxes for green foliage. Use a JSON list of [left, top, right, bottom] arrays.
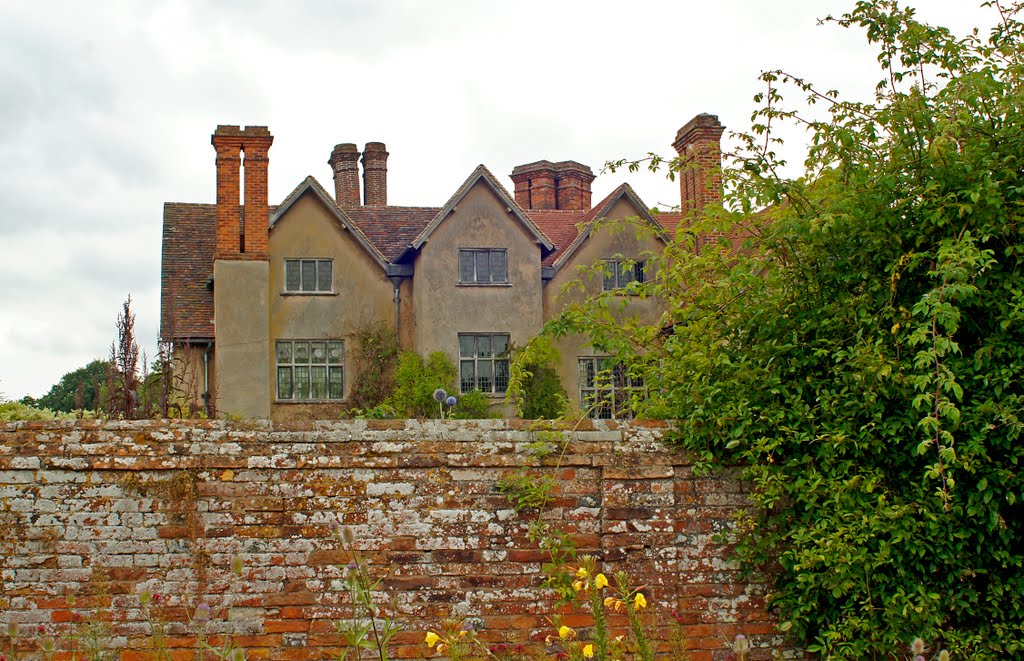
[[333, 526, 402, 660], [449, 389, 494, 419], [506, 336, 568, 419], [0, 399, 75, 421], [387, 351, 458, 418], [349, 322, 400, 411], [497, 469, 555, 511], [28, 359, 109, 413], [553, 2, 1024, 657]]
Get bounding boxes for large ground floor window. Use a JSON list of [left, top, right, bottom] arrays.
[[579, 357, 643, 419], [276, 340, 344, 401], [459, 333, 510, 394]]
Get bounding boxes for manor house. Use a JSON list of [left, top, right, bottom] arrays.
[[160, 114, 724, 420]]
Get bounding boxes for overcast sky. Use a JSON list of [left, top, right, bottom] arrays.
[[0, 1, 996, 400]]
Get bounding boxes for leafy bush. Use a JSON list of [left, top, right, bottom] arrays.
[[349, 322, 400, 411], [551, 2, 1024, 657], [449, 389, 494, 419], [387, 351, 458, 418], [0, 400, 67, 421], [506, 336, 568, 419]]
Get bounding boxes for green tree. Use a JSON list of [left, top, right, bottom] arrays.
[[551, 2, 1024, 657], [30, 359, 109, 412]]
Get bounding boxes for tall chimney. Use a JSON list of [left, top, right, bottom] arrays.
[[672, 113, 725, 215], [212, 125, 273, 258], [212, 125, 244, 258], [328, 143, 361, 207], [554, 161, 595, 211], [241, 126, 273, 258], [362, 142, 389, 206], [509, 161, 557, 210]]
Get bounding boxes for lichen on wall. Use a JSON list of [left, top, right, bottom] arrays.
[[0, 419, 791, 659]]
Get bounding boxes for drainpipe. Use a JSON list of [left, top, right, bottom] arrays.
[[389, 277, 403, 341], [202, 341, 213, 417]]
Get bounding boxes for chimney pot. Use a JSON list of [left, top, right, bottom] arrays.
[[328, 143, 361, 207], [361, 142, 389, 206]]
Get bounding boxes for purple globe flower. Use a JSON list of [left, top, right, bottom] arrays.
[[195, 602, 212, 624], [433, 388, 447, 402], [445, 396, 457, 407]]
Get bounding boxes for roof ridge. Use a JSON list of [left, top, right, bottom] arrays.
[[346, 205, 441, 212]]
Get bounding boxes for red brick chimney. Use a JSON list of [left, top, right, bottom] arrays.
[[361, 142, 389, 206], [554, 161, 595, 211], [511, 160, 594, 211], [672, 113, 725, 215], [242, 127, 273, 257], [510, 161, 557, 210], [212, 125, 273, 259], [328, 143, 361, 207]]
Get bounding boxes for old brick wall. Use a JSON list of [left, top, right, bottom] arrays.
[[0, 419, 787, 660]]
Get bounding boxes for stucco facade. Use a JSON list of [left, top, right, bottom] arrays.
[[160, 116, 726, 420]]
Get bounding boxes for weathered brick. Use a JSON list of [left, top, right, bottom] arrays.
[[0, 419, 789, 659]]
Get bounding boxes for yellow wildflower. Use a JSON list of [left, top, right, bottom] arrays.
[[559, 625, 576, 640], [582, 644, 594, 658], [604, 596, 623, 611], [633, 593, 647, 610], [425, 631, 440, 648], [594, 573, 609, 589], [576, 567, 588, 579], [573, 580, 584, 592]]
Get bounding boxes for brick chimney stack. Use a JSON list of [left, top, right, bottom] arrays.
[[553, 161, 595, 211], [328, 143, 361, 207], [672, 113, 725, 215], [242, 127, 273, 257], [511, 160, 593, 210], [361, 142, 389, 206], [212, 125, 273, 259]]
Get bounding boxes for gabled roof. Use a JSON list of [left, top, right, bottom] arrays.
[[161, 203, 218, 340], [538, 183, 671, 272], [270, 176, 390, 270], [409, 164, 555, 254]]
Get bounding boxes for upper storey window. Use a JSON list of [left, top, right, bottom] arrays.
[[285, 259, 333, 293], [603, 260, 645, 291], [459, 248, 508, 284]]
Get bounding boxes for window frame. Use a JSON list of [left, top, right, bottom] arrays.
[[458, 333, 511, 395], [578, 357, 644, 419], [458, 248, 509, 285], [283, 258, 334, 294], [602, 259, 646, 292], [275, 339, 345, 402]]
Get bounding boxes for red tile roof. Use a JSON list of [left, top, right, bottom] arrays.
[[161, 203, 218, 340], [526, 210, 588, 266], [345, 207, 439, 262], [652, 211, 685, 237], [161, 180, 713, 341]]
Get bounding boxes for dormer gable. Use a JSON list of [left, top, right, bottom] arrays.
[[547, 183, 670, 272], [408, 165, 555, 257], [269, 176, 390, 271]]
